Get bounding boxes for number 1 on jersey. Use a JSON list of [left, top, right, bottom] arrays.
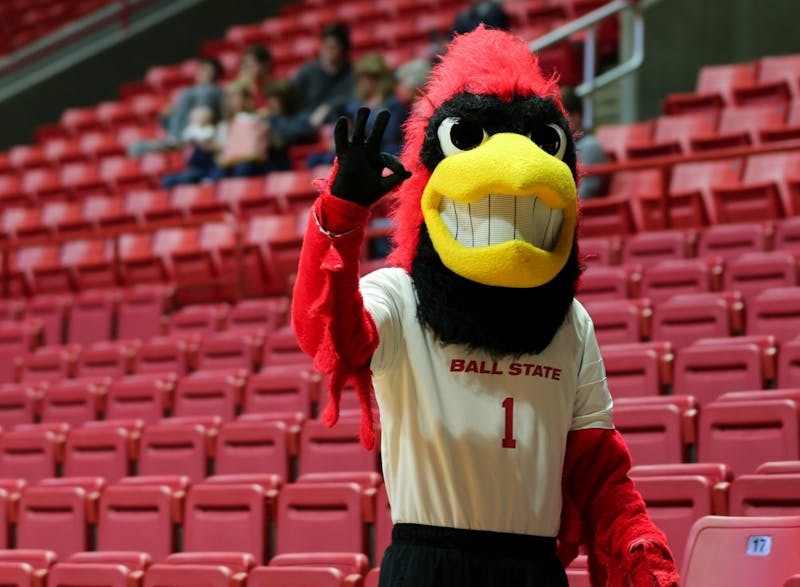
[[502, 397, 517, 448]]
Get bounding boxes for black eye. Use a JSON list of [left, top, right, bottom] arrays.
[[437, 117, 488, 157], [529, 123, 567, 160]]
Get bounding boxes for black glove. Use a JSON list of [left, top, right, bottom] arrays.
[[330, 107, 411, 207]]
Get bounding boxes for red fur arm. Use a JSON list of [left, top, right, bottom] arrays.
[[291, 182, 380, 449], [561, 428, 679, 587]]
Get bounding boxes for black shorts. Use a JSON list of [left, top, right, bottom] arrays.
[[378, 523, 569, 587]]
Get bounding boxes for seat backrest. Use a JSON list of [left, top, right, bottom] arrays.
[[276, 482, 365, 555], [615, 404, 685, 465], [41, 378, 102, 427], [64, 427, 130, 483], [17, 486, 88, 558], [621, 230, 689, 265], [247, 566, 346, 587], [725, 252, 797, 303], [48, 563, 138, 587], [106, 374, 172, 424], [601, 343, 662, 398], [299, 418, 378, 476], [97, 484, 175, 562], [670, 158, 742, 194], [118, 285, 171, 341], [747, 287, 800, 343], [651, 293, 732, 350], [729, 474, 800, 516], [135, 337, 190, 377], [696, 223, 769, 261], [0, 429, 59, 483], [673, 340, 763, 405], [640, 259, 713, 303], [696, 62, 757, 95], [143, 563, 244, 587], [138, 423, 209, 482], [0, 384, 37, 429], [698, 399, 800, 476], [634, 475, 714, 570], [195, 332, 256, 372], [244, 365, 312, 416], [682, 515, 800, 585], [576, 266, 630, 303], [183, 483, 269, 564], [173, 370, 243, 422], [717, 104, 785, 135], [215, 420, 289, 481], [653, 113, 716, 145], [69, 290, 115, 345]]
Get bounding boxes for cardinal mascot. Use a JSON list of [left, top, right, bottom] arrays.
[[292, 26, 680, 587]]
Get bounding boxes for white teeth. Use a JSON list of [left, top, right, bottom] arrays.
[[439, 194, 562, 251]]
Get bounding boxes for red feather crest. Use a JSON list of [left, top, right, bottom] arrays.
[[387, 25, 563, 270]]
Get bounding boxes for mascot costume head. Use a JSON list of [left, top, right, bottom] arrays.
[[388, 26, 582, 358]]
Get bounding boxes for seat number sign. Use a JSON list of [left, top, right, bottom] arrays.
[[746, 535, 772, 556]]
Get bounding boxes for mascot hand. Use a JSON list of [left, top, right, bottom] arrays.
[[331, 107, 411, 207], [622, 538, 679, 587]]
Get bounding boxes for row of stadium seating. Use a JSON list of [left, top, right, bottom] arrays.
[[0, 0, 113, 56]]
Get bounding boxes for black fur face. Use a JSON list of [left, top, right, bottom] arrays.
[[410, 91, 582, 357], [411, 225, 582, 358], [419, 92, 578, 177]]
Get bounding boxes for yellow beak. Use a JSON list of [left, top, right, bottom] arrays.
[[420, 132, 578, 288]]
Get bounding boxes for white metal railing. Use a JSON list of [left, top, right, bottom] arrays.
[[529, 0, 652, 128]]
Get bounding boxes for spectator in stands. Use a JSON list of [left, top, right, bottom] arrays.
[[232, 45, 274, 116], [160, 105, 219, 187], [214, 80, 270, 179], [349, 53, 408, 155], [307, 53, 409, 167], [294, 22, 355, 129], [561, 86, 610, 199], [264, 79, 319, 172], [451, 0, 509, 35], [395, 58, 431, 106], [129, 57, 225, 157]]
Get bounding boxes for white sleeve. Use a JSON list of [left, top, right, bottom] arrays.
[[359, 268, 406, 375], [571, 307, 614, 431]]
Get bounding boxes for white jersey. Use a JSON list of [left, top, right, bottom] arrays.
[[360, 267, 614, 537]]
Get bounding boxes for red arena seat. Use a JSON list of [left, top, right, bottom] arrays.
[[143, 564, 246, 587], [173, 370, 246, 422], [215, 420, 290, 481], [725, 252, 798, 303], [105, 374, 174, 425], [276, 482, 365, 555], [63, 426, 132, 483], [673, 338, 765, 405], [138, 422, 211, 482], [747, 287, 800, 343], [0, 429, 61, 483], [97, 483, 178, 562], [299, 418, 379, 476], [632, 475, 714, 570], [244, 365, 313, 417], [729, 473, 800, 516], [17, 486, 89, 558], [183, 482, 270, 564], [698, 399, 800, 476], [682, 516, 800, 585], [621, 230, 691, 265], [650, 292, 741, 350], [697, 222, 770, 261], [582, 299, 650, 346]]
